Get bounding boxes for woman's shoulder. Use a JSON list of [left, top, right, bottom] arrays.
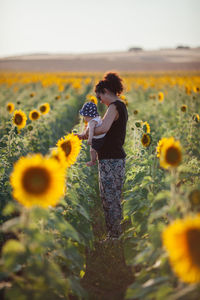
[[110, 100, 127, 112]]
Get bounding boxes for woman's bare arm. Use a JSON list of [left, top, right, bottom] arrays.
[[94, 104, 118, 135]]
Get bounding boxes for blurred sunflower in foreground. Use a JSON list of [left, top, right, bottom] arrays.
[[49, 148, 67, 170], [6, 102, 15, 113], [29, 109, 40, 121], [162, 215, 200, 283], [56, 133, 82, 168], [10, 154, 66, 208], [13, 110, 27, 130], [159, 137, 182, 169], [39, 103, 50, 115], [156, 137, 168, 158]]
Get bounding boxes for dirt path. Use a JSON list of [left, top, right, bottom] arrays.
[[78, 165, 134, 300]]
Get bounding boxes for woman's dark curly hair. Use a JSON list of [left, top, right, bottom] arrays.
[[95, 72, 124, 95]]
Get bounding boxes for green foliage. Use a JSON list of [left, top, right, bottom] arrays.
[[0, 77, 200, 299], [123, 86, 200, 299]]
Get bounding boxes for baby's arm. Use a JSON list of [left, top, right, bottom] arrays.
[[88, 120, 97, 145], [76, 125, 89, 140]]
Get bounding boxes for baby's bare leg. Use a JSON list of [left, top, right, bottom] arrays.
[[86, 146, 97, 166]]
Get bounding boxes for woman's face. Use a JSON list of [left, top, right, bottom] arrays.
[[96, 91, 109, 105]]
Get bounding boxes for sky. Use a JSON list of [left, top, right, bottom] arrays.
[[0, 0, 200, 57]]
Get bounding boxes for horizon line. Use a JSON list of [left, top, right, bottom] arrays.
[[1, 45, 200, 59]]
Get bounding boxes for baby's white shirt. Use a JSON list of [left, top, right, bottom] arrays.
[[88, 116, 106, 139]]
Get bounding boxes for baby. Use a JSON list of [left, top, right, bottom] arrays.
[[79, 102, 106, 166]]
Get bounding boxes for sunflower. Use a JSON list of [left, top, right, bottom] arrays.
[[56, 133, 82, 167], [181, 105, 187, 112], [142, 121, 150, 133], [10, 154, 66, 208], [141, 133, 151, 147], [185, 85, 191, 95], [162, 215, 200, 283], [86, 93, 93, 100], [90, 96, 98, 105], [13, 110, 27, 130], [159, 137, 182, 169], [39, 103, 50, 115], [156, 137, 168, 158], [133, 110, 138, 115], [30, 92, 35, 97], [192, 113, 199, 123], [120, 95, 126, 100], [120, 95, 128, 106], [158, 92, 164, 102], [6, 102, 15, 113], [29, 109, 40, 121], [55, 95, 61, 100], [50, 148, 68, 170]]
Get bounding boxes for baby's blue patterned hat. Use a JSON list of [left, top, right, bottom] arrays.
[[79, 102, 99, 117]]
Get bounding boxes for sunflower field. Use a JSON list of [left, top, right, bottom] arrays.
[[0, 71, 200, 300]]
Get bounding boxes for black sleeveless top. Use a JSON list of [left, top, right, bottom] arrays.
[[98, 100, 128, 160]]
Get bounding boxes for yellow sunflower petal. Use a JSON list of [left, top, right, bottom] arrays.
[[142, 121, 150, 133], [49, 148, 68, 170], [156, 137, 168, 158], [158, 92, 164, 102]]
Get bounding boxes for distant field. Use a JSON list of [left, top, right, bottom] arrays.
[[0, 48, 200, 72]]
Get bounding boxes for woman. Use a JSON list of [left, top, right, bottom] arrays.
[[79, 72, 128, 240]]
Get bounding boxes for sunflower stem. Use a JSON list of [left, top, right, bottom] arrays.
[[8, 126, 14, 158], [20, 207, 30, 243], [170, 168, 177, 209]]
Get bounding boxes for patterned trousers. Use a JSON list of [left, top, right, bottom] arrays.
[[98, 158, 125, 237]]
